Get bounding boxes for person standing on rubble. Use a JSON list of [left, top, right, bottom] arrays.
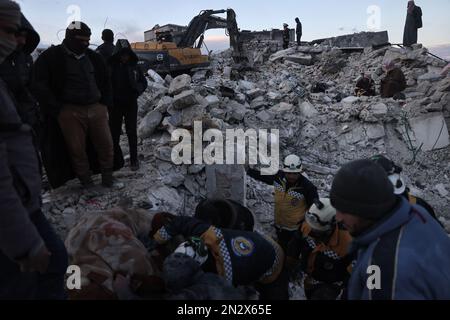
[[286, 199, 354, 300], [33, 21, 119, 189], [109, 39, 147, 171], [152, 215, 289, 300], [0, 0, 68, 299], [246, 155, 321, 252], [295, 18, 302, 46], [403, 1, 422, 47], [96, 29, 115, 61], [282, 23, 290, 49], [330, 159, 450, 300]]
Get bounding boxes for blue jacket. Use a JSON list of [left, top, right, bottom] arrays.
[[347, 197, 450, 300]]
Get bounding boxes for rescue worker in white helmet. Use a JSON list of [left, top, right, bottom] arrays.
[[370, 155, 442, 227], [286, 198, 355, 300], [246, 154, 320, 252]]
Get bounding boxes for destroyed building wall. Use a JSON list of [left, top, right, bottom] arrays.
[[241, 29, 295, 42], [310, 31, 389, 47]]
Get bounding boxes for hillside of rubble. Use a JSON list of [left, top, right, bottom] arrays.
[[42, 40, 450, 245]]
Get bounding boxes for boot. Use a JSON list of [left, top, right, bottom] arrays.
[[130, 159, 140, 171], [79, 174, 94, 188], [101, 169, 114, 188]]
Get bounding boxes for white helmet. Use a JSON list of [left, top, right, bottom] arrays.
[[174, 239, 208, 266], [388, 173, 406, 195], [305, 198, 337, 232], [283, 155, 303, 173]]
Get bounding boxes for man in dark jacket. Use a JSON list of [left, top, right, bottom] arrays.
[[282, 23, 290, 49], [33, 21, 119, 188], [331, 159, 450, 300], [403, 1, 422, 47], [109, 39, 147, 171], [96, 29, 115, 61], [295, 18, 302, 46], [380, 61, 406, 98], [355, 73, 376, 96], [246, 154, 320, 251], [153, 215, 289, 300], [0, 0, 68, 299], [0, 13, 40, 132]]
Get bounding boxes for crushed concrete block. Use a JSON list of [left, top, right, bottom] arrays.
[[138, 110, 163, 139], [406, 113, 450, 151], [269, 47, 297, 62], [299, 101, 319, 118], [301, 123, 320, 139], [342, 96, 360, 104], [147, 69, 165, 84], [256, 110, 273, 122], [173, 90, 198, 110], [168, 74, 191, 96], [228, 101, 248, 121], [434, 183, 449, 197], [238, 80, 256, 91], [154, 96, 173, 113], [246, 88, 265, 99], [205, 95, 220, 108], [417, 72, 444, 83]]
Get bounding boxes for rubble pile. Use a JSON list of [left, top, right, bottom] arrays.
[[43, 41, 450, 243]]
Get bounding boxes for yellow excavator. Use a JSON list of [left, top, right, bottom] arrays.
[[131, 9, 249, 75]]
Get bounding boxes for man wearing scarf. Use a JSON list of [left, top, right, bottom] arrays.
[[403, 1, 423, 47]]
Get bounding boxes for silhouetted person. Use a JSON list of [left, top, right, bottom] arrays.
[[403, 1, 422, 47]]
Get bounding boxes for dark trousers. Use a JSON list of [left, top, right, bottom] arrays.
[[110, 100, 138, 163], [283, 41, 289, 49], [57, 103, 114, 178], [256, 268, 290, 300], [0, 210, 68, 300], [276, 228, 297, 253], [297, 35, 301, 45]]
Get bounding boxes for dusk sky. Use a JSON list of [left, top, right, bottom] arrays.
[[16, 0, 450, 54]]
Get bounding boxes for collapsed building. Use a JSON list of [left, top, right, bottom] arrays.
[[41, 31, 450, 298]]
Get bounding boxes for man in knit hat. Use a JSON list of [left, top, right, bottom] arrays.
[[330, 159, 450, 300], [33, 21, 120, 188], [0, 0, 68, 299]]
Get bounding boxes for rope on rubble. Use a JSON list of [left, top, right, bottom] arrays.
[[400, 111, 423, 164]]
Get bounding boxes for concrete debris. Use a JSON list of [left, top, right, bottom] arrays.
[[138, 110, 163, 139], [168, 74, 192, 96], [406, 113, 450, 151], [172, 90, 198, 110]]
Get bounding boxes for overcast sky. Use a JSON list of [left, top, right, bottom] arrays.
[[16, 0, 450, 52]]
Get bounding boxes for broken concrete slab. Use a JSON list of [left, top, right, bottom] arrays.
[[250, 96, 267, 109], [227, 101, 248, 122], [434, 183, 449, 197], [147, 69, 165, 84], [406, 112, 450, 151], [284, 53, 313, 65], [256, 110, 274, 122], [168, 74, 192, 96], [238, 80, 256, 91], [172, 90, 198, 110], [301, 123, 320, 139], [154, 96, 174, 113], [206, 164, 246, 205], [138, 110, 163, 139], [147, 184, 183, 214], [342, 96, 360, 104], [269, 47, 297, 62], [417, 72, 444, 83], [365, 124, 386, 140], [299, 101, 319, 118], [246, 88, 265, 100], [181, 105, 205, 127]]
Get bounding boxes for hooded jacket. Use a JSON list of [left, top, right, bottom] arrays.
[[109, 39, 147, 105], [0, 14, 40, 127], [347, 197, 450, 300]]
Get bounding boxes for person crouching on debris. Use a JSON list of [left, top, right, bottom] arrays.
[[286, 199, 354, 300], [380, 60, 406, 99], [370, 155, 443, 227], [330, 159, 450, 300], [282, 23, 290, 49], [354, 72, 375, 96], [153, 216, 289, 300], [246, 155, 320, 252], [109, 39, 147, 171]]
